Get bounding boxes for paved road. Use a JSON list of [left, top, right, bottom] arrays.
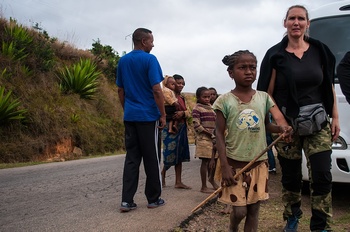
[[0, 145, 208, 232]]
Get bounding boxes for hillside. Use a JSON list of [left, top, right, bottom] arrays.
[[0, 18, 125, 162], [0, 18, 196, 163]]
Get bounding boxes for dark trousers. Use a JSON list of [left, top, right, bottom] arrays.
[[121, 121, 162, 204], [278, 150, 332, 231]]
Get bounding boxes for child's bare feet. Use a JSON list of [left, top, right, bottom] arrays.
[[200, 187, 215, 193], [175, 183, 191, 189]]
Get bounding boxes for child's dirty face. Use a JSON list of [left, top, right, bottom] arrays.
[[199, 90, 211, 105], [166, 78, 176, 91], [209, 89, 217, 102], [231, 54, 257, 85]]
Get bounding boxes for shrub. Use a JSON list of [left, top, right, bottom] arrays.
[[0, 86, 27, 125], [90, 39, 120, 81], [1, 18, 32, 62], [1, 41, 28, 61], [58, 59, 101, 99]]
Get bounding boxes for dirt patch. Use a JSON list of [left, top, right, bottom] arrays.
[[172, 168, 350, 232]]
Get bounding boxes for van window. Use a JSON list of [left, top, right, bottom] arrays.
[[310, 15, 350, 76]]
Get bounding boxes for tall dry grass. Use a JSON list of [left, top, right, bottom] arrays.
[[0, 17, 124, 162]]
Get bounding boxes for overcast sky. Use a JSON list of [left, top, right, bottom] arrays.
[[1, 0, 338, 94]]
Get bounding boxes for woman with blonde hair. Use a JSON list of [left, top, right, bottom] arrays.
[[258, 5, 340, 232]]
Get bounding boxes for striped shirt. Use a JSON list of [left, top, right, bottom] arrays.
[[192, 103, 216, 134]]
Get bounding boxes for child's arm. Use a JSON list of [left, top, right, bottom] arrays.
[[208, 139, 217, 170], [215, 110, 237, 187], [265, 119, 284, 134], [202, 129, 214, 137], [267, 107, 293, 141], [192, 108, 214, 138], [269, 105, 289, 127]]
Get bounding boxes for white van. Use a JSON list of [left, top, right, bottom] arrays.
[[302, 1, 350, 183]]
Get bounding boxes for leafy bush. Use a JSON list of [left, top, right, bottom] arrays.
[[1, 19, 55, 73], [30, 28, 56, 72], [58, 59, 101, 99], [0, 86, 27, 125], [1, 41, 28, 61], [90, 39, 120, 81], [30, 38, 55, 72], [1, 18, 32, 62], [71, 113, 80, 123], [0, 17, 125, 162]]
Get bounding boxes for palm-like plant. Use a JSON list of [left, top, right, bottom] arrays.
[[2, 19, 32, 62], [1, 41, 28, 61], [58, 59, 101, 99], [0, 86, 27, 125]]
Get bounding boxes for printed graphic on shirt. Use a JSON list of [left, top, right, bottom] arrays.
[[236, 109, 260, 132]]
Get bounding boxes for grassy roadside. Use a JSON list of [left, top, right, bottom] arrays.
[[174, 163, 350, 232], [0, 150, 126, 169]]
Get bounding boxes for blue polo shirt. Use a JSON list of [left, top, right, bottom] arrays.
[[116, 50, 163, 121]]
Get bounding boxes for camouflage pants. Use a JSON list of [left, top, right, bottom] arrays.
[[273, 123, 333, 231]]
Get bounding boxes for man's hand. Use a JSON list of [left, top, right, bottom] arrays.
[[158, 115, 166, 130]]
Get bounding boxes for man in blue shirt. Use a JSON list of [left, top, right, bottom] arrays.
[[116, 28, 166, 212]]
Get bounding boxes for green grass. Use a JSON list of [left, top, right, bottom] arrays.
[[0, 17, 125, 162], [0, 150, 126, 169], [0, 161, 45, 169]]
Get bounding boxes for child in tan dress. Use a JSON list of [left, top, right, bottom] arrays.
[[162, 75, 180, 134], [213, 50, 292, 231], [192, 86, 219, 193]]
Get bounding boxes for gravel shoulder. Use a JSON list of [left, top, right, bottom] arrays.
[[172, 164, 350, 232]]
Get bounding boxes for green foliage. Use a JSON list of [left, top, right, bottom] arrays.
[[0, 86, 27, 125], [0, 17, 125, 162], [32, 22, 50, 41], [32, 41, 55, 72], [58, 59, 101, 99], [1, 19, 55, 72], [1, 41, 28, 61], [71, 113, 80, 123], [1, 68, 9, 79], [4, 19, 33, 47], [90, 38, 120, 81], [20, 65, 32, 77], [1, 19, 32, 62], [30, 22, 55, 71]]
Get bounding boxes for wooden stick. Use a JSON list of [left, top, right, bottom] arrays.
[[191, 133, 284, 213]]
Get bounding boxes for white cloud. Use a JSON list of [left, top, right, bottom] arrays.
[[1, 0, 339, 93]]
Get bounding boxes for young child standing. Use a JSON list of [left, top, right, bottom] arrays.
[[192, 87, 219, 193], [162, 75, 180, 134], [208, 87, 219, 191], [213, 50, 292, 231], [209, 87, 218, 105]]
